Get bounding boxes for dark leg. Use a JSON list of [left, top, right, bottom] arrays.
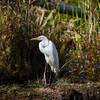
[[48, 69, 52, 85], [43, 64, 58, 86]]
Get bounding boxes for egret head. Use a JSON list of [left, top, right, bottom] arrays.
[[30, 35, 48, 41]]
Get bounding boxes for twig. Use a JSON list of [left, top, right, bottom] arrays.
[[41, 10, 55, 29], [59, 58, 74, 71], [39, 8, 46, 25], [89, 11, 93, 43]]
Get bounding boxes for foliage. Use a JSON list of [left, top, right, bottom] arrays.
[[0, 0, 100, 84]]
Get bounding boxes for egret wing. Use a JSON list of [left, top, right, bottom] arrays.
[[44, 41, 59, 67]]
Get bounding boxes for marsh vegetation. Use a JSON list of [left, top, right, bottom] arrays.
[[0, 0, 100, 99]]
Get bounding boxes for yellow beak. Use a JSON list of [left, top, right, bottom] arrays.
[[30, 37, 39, 41]]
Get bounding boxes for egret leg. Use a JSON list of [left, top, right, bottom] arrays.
[[48, 70, 52, 85], [43, 63, 47, 85]]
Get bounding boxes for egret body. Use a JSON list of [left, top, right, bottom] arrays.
[[31, 35, 59, 76]]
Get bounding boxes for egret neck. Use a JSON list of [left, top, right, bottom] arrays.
[[39, 37, 49, 54], [42, 37, 49, 48]]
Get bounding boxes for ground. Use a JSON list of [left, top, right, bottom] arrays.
[[0, 80, 100, 100]]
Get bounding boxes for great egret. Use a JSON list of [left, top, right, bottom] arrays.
[[31, 35, 59, 76]]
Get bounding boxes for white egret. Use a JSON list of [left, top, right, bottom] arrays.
[[31, 35, 59, 76]]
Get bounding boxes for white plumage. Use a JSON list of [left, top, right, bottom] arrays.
[[31, 35, 59, 75]]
